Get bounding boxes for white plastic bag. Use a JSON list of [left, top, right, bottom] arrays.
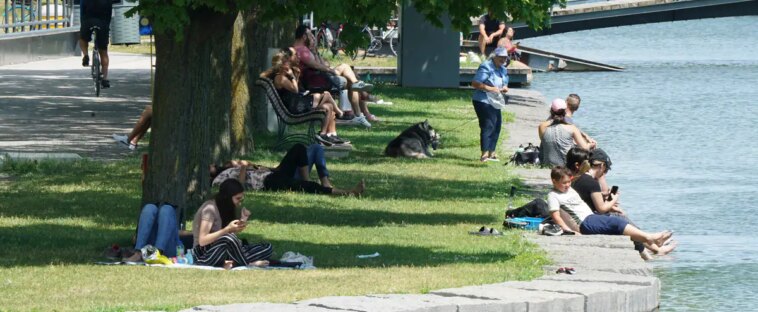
[[486, 91, 508, 110]]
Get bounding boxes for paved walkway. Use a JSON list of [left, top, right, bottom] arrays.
[[0, 53, 152, 160]]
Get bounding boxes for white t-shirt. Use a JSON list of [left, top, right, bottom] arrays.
[[547, 188, 594, 226]]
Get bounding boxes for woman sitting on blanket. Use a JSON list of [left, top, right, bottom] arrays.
[[261, 48, 349, 146], [209, 143, 365, 196], [192, 179, 272, 268]]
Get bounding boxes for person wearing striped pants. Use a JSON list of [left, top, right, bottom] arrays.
[[191, 179, 273, 268]]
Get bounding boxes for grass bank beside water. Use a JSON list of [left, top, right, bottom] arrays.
[[0, 86, 548, 311]]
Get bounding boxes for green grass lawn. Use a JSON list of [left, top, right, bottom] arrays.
[[0, 86, 548, 311]]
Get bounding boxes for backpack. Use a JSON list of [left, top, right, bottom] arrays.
[[505, 198, 550, 219], [509, 143, 540, 165]]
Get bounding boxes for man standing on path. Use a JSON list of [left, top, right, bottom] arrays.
[[79, 0, 113, 89]]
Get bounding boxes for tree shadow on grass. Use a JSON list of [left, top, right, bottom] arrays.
[[0, 223, 135, 268], [332, 170, 523, 202], [251, 196, 495, 227], [0, 223, 518, 268], [263, 239, 518, 269]]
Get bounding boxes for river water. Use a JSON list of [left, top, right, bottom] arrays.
[[521, 16, 758, 311]]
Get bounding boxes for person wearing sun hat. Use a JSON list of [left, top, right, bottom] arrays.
[[538, 98, 594, 167], [471, 47, 510, 162]]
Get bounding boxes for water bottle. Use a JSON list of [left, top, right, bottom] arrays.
[[176, 242, 186, 264], [185, 249, 194, 265]]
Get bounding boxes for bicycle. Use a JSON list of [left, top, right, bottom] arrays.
[[89, 25, 102, 97], [358, 20, 399, 60]]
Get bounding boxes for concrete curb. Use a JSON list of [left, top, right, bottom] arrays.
[[180, 90, 660, 312]]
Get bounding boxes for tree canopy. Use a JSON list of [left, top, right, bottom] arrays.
[[131, 0, 563, 42]]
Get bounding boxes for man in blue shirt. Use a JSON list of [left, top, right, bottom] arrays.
[[79, 0, 113, 88], [471, 47, 510, 162]]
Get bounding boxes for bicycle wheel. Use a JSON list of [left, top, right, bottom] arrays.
[[92, 50, 101, 97], [388, 29, 399, 56]]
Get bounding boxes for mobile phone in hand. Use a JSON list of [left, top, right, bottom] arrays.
[[607, 185, 618, 201], [240, 209, 251, 222]]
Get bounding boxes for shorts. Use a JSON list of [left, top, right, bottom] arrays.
[[80, 18, 110, 50], [335, 76, 347, 89], [579, 214, 629, 235]]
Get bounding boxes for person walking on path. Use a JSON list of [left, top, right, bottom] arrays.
[[471, 47, 510, 162]]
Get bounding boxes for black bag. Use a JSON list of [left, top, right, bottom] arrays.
[[505, 198, 550, 219], [509, 143, 540, 165]]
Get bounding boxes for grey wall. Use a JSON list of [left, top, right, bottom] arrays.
[[0, 29, 80, 66], [398, 1, 459, 88]]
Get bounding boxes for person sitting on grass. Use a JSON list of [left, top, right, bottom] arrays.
[[123, 202, 181, 262], [548, 166, 676, 259], [566, 148, 677, 258], [112, 104, 152, 150], [261, 49, 349, 146], [210, 143, 365, 196], [192, 179, 272, 268]]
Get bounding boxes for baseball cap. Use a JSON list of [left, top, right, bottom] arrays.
[[551, 98, 567, 113], [493, 47, 509, 57], [589, 148, 612, 170]]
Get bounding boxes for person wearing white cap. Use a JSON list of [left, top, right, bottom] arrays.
[[538, 98, 594, 167], [471, 47, 510, 162]]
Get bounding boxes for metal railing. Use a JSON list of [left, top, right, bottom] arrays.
[[2, 0, 74, 34]]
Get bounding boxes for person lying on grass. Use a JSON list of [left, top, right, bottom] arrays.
[[548, 166, 676, 259], [192, 179, 272, 268], [209, 143, 365, 196]]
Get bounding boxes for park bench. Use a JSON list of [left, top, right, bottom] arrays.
[[256, 77, 326, 150]]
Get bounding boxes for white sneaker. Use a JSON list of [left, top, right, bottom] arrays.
[[112, 134, 136, 150], [351, 116, 372, 128], [351, 80, 374, 92], [365, 99, 393, 105]]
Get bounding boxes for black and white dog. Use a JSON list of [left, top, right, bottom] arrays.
[[384, 120, 441, 159]]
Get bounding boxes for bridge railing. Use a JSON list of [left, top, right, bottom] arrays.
[[2, 0, 74, 34]]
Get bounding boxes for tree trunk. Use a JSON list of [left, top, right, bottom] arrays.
[[230, 12, 252, 156], [143, 9, 235, 217], [243, 11, 296, 134]]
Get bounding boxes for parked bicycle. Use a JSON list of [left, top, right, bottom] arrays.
[[357, 19, 399, 60]]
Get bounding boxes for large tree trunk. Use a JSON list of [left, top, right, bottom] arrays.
[[143, 9, 235, 216], [243, 11, 296, 134], [230, 11, 252, 156]]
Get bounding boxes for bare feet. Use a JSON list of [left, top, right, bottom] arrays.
[[640, 250, 654, 261], [320, 177, 333, 188], [249, 260, 269, 267], [655, 240, 678, 256], [653, 230, 674, 246]]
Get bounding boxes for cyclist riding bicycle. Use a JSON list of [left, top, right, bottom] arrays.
[[79, 0, 113, 89]]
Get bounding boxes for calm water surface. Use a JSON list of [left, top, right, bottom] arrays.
[[521, 16, 758, 311]]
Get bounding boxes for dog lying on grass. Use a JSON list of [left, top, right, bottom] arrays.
[[384, 120, 440, 159]]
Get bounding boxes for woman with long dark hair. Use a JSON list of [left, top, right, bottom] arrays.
[[538, 98, 593, 167], [191, 179, 272, 268]]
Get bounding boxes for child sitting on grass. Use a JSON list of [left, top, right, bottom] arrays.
[[548, 166, 676, 258]]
